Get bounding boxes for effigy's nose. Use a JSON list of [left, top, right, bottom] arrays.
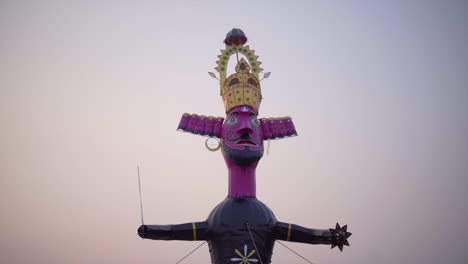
[[238, 127, 253, 136], [238, 119, 253, 134]]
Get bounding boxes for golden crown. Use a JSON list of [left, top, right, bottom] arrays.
[[221, 58, 261, 113], [215, 29, 263, 113]]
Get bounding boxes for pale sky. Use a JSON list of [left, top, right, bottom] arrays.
[[1, 1, 467, 263]]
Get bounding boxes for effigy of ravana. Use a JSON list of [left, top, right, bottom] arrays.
[[138, 28, 351, 264]]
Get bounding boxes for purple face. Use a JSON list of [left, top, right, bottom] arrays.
[[221, 105, 264, 166]]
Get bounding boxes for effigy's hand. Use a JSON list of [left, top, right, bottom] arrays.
[[138, 225, 149, 238], [329, 223, 352, 252]]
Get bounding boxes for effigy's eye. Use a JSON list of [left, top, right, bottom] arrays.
[[250, 117, 260, 128], [226, 116, 239, 126]]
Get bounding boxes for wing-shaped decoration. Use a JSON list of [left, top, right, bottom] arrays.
[[260, 117, 298, 140], [177, 113, 224, 138]]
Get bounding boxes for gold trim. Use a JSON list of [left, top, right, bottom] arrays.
[[260, 116, 292, 122], [215, 45, 262, 95], [192, 222, 197, 241], [287, 223, 292, 241]]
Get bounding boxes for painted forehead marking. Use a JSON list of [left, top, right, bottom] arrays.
[[240, 105, 254, 113]]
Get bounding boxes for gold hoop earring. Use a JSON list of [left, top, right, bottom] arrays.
[[205, 138, 221, 152]]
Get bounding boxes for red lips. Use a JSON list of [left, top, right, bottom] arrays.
[[237, 139, 256, 145]]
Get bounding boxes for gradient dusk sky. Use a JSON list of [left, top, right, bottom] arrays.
[[1, 1, 467, 263]]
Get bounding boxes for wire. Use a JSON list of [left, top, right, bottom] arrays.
[[276, 240, 317, 264], [245, 222, 265, 264], [137, 166, 144, 225], [175, 241, 207, 264]]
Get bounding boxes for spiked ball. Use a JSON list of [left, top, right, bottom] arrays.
[[329, 223, 352, 252]]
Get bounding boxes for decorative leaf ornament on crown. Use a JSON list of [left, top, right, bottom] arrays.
[[215, 28, 264, 113]]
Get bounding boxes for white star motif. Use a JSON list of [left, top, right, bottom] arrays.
[[230, 244, 259, 264]]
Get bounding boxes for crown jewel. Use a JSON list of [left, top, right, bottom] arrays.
[[216, 29, 263, 113]]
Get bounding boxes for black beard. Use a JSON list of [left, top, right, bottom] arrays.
[[221, 141, 264, 167]]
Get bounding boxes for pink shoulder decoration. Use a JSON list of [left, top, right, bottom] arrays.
[[177, 113, 224, 138], [260, 117, 297, 140]]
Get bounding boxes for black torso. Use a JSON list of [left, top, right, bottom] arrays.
[[206, 197, 277, 264]]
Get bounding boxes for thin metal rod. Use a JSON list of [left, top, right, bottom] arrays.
[[276, 240, 317, 264], [137, 166, 144, 225], [175, 241, 206, 264], [245, 222, 264, 264]]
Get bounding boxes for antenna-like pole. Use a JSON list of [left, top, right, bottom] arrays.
[[137, 166, 145, 225]]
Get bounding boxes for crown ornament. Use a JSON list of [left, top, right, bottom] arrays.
[[215, 29, 264, 113], [178, 29, 297, 141], [221, 58, 262, 113]]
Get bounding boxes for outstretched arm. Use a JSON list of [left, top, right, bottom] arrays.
[[138, 221, 208, 241], [274, 222, 351, 251]]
